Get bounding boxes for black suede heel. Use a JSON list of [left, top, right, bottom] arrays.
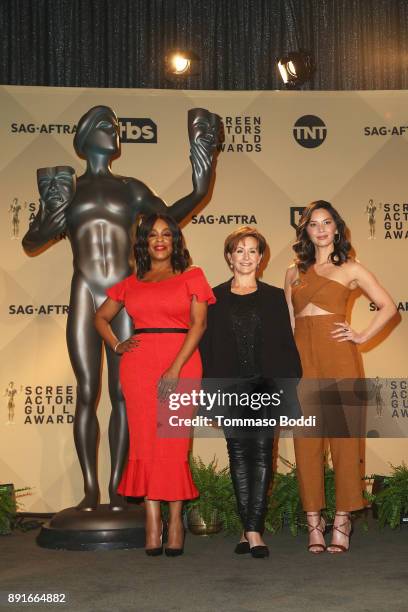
[[250, 545, 269, 559], [234, 541, 251, 554]]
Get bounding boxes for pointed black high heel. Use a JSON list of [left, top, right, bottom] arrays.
[[165, 521, 185, 557], [164, 545, 184, 557], [165, 529, 185, 557], [145, 521, 166, 557], [145, 545, 163, 556]]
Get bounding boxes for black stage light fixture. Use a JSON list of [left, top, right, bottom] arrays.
[[165, 49, 200, 78], [277, 51, 314, 89]]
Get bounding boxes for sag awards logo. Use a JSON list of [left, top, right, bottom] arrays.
[[9, 198, 37, 240], [23, 386, 74, 425], [366, 198, 408, 240], [389, 380, 408, 418], [363, 378, 408, 420], [3, 382, 74, 425], [218, 115, 262, 153], [10, 118, 157, 144], [24, 385, 74, 425], [293, 115, 327, 148], [4, 382, 22, 425], [366, 377, 386, 418], [365, 198, 381, 239]]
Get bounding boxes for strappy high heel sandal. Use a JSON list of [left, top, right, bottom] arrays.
[[306, 512, 327, 554], [327, 512, 353, 554]]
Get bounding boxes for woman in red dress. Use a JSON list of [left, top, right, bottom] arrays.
[[95, 213, 215, 555]]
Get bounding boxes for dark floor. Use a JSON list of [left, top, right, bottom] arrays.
[[1, 519, 408, 612]]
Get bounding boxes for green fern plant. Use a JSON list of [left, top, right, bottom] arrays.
[[265, 461, 302, 535], [323, 463, 336, 524], [0, 485, 16, 535], [0, 485, 31, 535], [216, 469, 241, 534], [372, 463, 408, 529], [186, 456, 241, 533]]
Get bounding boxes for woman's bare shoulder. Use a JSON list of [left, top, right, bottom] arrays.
[[343, 259, 366, 275], [285, 263, 298, 280]]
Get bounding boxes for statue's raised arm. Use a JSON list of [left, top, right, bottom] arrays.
[[22, 166, 75, 253], [167, 108, 221, 222], [127, 107, 221, 222]]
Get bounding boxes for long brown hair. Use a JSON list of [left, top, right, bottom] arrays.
[[293, 201, 351, 272]]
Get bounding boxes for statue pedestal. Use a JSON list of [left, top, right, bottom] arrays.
[[36, 503, 145, 551]]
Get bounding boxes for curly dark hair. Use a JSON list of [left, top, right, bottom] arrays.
[[134, 213, 191, 279], [293, 200, 351, 272]]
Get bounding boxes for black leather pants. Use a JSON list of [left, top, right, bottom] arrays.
[[226, 436, 273, 533]]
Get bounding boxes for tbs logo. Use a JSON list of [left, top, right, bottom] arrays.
[[293, 115, 327, 148], [118, 118, 157, 143]]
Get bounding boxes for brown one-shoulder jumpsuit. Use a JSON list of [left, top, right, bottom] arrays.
[[292, 266, 365, 511]]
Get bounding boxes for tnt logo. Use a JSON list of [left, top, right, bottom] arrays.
[[290, 206, 305, 229], [293, 115, 327, 148], [118, 118, 157, 143]]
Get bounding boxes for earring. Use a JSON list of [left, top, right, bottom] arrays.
[[334, 233, 340, 244]]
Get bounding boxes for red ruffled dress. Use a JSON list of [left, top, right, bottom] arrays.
[[106, 267, 215, 501]]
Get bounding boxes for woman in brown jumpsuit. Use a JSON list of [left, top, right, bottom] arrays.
[[284, 201, 396, 553]]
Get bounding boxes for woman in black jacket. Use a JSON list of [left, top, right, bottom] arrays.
[[200, 227, 302, 558]]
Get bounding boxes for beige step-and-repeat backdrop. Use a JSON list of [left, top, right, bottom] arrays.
[[0, 86, 407, 512]]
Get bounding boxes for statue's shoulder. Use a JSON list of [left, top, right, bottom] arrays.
[[121, 176, 155, 196], [121, 175, 147, 187]]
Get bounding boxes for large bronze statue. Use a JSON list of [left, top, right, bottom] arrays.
[[23, 105, 221, 513]]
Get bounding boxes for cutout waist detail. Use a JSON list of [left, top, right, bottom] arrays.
[[291, 266, 351, 316]]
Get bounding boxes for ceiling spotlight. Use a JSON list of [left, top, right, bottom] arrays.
[[277, 51, 314, 89], [172, 54, 190, 74], [165, 50, 200, 78]]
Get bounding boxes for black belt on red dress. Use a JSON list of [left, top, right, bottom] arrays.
[[133, 328, 189, 334]]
